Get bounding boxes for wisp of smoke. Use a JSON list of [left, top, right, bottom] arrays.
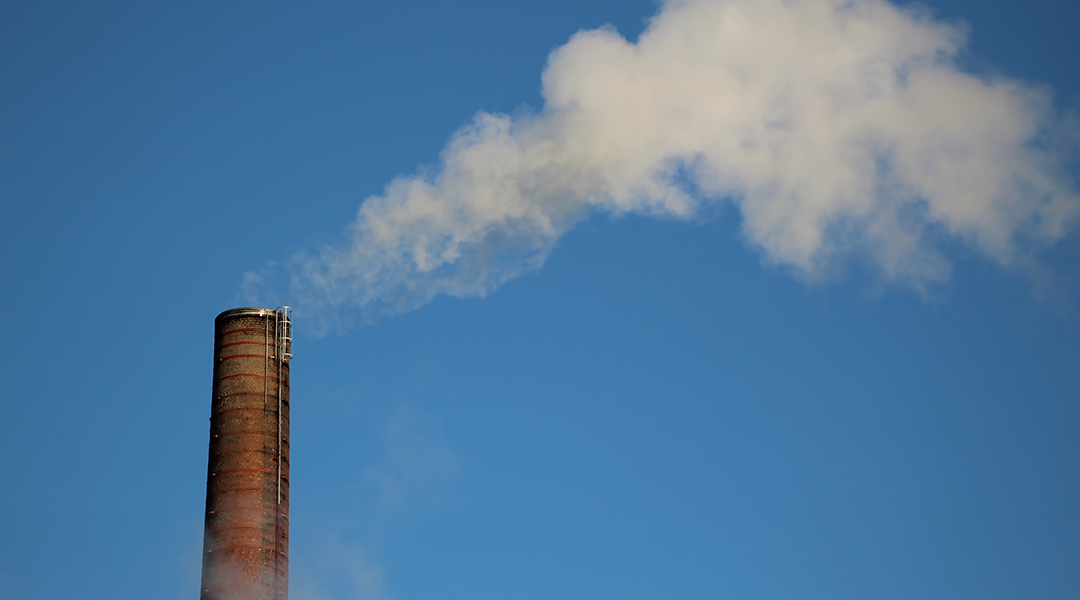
[[244, 0, 1078, 329]]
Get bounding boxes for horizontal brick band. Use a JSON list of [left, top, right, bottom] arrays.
[[208, 506, 279, 516], [222, 328, 271, 336], [211, 406, 283, 417], [205, 544, 278, 553], [214, 392, 284, 401], [203, 587, 277, 596], [210, 468, 277, 476], [221, 340, 272, 349], [212, 430, 280, 439], [206, 487, 268, 494], [218, 372, 281, 382], [210, 449, 285, 458], [210, 525, 275, 536], [219, 354, 273, 362]]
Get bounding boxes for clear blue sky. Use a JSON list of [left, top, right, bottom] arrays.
[[1, 1, 1078, 599]]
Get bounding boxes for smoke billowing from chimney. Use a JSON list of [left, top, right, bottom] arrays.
[[245, 0, 1078, 328]]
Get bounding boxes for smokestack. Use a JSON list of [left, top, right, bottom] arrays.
[[201, 307, 292, 600]]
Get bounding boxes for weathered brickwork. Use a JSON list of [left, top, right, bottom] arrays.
[[201, 308, 290, 600]]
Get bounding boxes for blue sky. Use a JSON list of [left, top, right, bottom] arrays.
[[1, 1, 1078, 599]]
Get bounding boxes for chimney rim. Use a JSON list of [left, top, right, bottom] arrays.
[[216, 307, 280, 321]]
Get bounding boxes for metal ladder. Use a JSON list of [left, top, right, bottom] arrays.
[[274, 306, 292, 363], [272, 306, 292, 599]]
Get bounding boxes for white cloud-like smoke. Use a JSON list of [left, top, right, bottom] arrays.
[[246, 0, 1078, 327]]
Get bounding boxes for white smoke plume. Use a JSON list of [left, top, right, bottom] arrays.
[[246, 0, 1078, 327]]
